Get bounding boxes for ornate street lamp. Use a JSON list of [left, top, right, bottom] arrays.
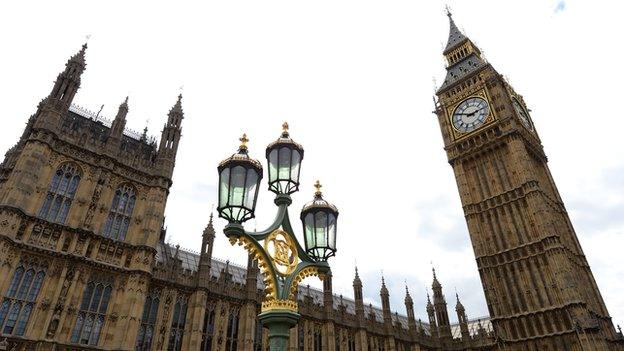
[[217, 134, 263, 223], [301, 181, 338, 261], [217, 126, 338, 351]]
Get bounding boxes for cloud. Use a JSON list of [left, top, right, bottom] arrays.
[[554, 1, 566, 14]]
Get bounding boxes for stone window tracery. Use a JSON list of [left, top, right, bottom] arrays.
[[225, 306, 240, 351], [253, 319, 264, 351], [71, 277, 113, 346], [313, 324, 322, 351], [200, 300, 216, 351], [0, 261, 46, 336], [39, 163, 82, 224], [167, 297, 188, 351], [136, 291, 160, 351], [102, 184, 136, 241]]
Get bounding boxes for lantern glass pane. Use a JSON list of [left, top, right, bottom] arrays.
[[291, 150, 301, 183], [219, 168, 230, 208], [244, 168, 259, 209], [328, 214, 336, 250], [229, 166, 246, 206], [304, 213, 315, 249], [278, 147, 291, 180], [314, 211, 328, 248], [268, 149, 278, 183]]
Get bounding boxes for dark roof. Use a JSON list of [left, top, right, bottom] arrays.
[[437, 53, 487, 92], [155, 242, 492, 336], [444, 13, 468, 54]]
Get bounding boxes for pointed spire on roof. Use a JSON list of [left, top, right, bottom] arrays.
[[353, 266, 362, 285], [455, 292, 465, 311], [426, 291, 435, 312], [70, 42, 88, 65], [405, 284, 413, 304], [444, 8, 468, 54], [203, 212, 215, 238], [432, 267, 442, 289], [380, 274, 389, 295]]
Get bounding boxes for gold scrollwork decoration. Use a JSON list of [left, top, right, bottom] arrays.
[[261, 299, 298, 313], [229, 235, 278, 301], [288, 266, 323, 300], [264, 229, 298, 277]]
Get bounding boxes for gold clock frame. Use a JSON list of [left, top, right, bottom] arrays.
[[447, 89, 496, 141], [511, 96, 534, 132]]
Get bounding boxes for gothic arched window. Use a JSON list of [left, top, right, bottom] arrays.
[[71, 278, 113, 346], [136, 291, 160, 351], [253, 319, 264, 351], [168, 297, 188, 351], [200, 301, 216, 351], [297, 322, 305, 351], [225, 307, 239, 351], [39, 163, 81, 224], [102, 184, 136, 241], [313, 325, 322, 351], [0, 262, 46, 336]]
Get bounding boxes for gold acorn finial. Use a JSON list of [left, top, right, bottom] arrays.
[[282, 122, 290, 137], [314, 180, 322, 197], [239, 133, 249, 151]]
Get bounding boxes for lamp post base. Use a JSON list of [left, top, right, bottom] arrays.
[[259, 309, 300, 351]]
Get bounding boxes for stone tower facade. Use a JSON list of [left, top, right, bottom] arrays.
[[433, 11, 623, 351]]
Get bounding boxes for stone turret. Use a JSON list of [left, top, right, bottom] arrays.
[[456, 293, 470, 341], [432, 268, 452, 339], [157, 94, 184, 177], [197, 213, 215, 288], [404, 286, 417, 332]]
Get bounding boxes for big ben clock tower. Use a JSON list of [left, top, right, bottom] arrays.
[[434, 11, 622, 351]]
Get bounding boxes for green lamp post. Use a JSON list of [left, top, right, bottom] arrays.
[[217, 124, 338, 351]]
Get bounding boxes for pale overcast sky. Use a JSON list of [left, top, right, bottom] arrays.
[[1, 0, 623, 325]]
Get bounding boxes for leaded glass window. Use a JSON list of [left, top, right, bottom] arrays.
[[71, 278, 113, 346], [200, 301, 216, 351], [39, 163, 81, 224], [313, 325, 322, 351], [102, 184, 136, 241], [0, 262, 46, 336], [167, 297, 188, 351], [224, 307, 239, 351], [347, 332, 355, 351], [298, 322, 305, 351], [253, 319, 264, 351], [136, 291, 160, 351]]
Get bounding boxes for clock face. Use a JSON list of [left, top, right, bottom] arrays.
[[512, 98, 533, 131], [452, 97, 490, 133]]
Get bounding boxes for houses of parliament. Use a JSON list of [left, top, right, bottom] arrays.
[[0, 11, 622, 351]]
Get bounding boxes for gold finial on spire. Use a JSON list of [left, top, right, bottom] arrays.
[[314, 180, 322, 197], [239, 133, 249, 151]]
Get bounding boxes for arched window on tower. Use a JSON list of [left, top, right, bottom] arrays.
[[102, 184, 136, 241], [224, 307, 240, 351], [200, 300, 216, 351], [71, 276, 113, 346], [0, 260, 47, 336], [136, 291, 160, 351], [253, 319, 264, 351], [39, 163, 82, 224], [313, 324, 322, 351], [168, 297, 188, 351]]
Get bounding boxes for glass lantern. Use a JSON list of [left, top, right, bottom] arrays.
[[300, 181, 338, 261], [265, 122, 304, 195], [217, 134, 263, 223]]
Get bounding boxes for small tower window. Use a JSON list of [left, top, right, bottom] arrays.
[[102, 184, 136, 241], [0, 261, 46, 336], [39, 163, 82, 224], [71, 277, 113, 346], [225, 307, 240, 351], [200, 301, 216, 351], [168, 297, 188, 351], [136, 291, 160, 351]]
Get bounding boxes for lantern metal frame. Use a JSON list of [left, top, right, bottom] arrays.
[[265, 122, 304, 195], [217, 134, 263, 224], [217, 126, 337, 351]]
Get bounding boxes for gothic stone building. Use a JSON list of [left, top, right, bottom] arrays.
[[0, 12, 623, 351]]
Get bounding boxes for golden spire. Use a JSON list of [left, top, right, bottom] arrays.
[[239, 133, 249, 151], [282, 121, 290, 137], [314, 180, 322, 197]]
